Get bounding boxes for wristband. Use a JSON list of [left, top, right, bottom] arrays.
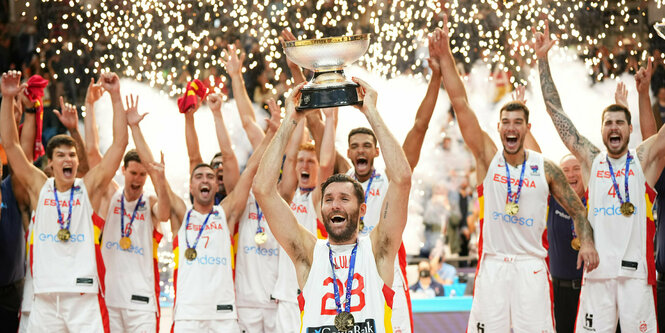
[[24, 107, 36, 114]]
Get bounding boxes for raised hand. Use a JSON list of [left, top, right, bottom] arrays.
[[285, 82, 308, 119], [1, 71, 24, 97], [147, 151, 166, 178], [100, 72, 120, 95], [427, 31, 442, 77], [280, 28, 299, 68], [222, 44, 246, 78], [351, 77, 378, 114], [125, 94, 146, 126], [207, 93, 224, 112], [634, 57, 653, 95], [85, 78, 105, 105], [614, 81, 628, 108], [266, 98, 283, 132], [512, 85, 527, 104], [53, 96, 79, 130], [532, 21, 557, 59]]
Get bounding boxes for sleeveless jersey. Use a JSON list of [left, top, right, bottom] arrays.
[[346, 168, 389, 236], [273, 189, 320, 303], [586, 150, 657, 282], [31, 178, 105, 294], [172, 205, 237, 320], [478, 150, 550, 258], [101, 189, 162, 312], [235, 193, 279, 308], [298, 238, 394, 333]]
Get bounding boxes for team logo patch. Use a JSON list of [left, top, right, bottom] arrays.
[[530, 164, 539, 175], [639, 321, 647, 332]]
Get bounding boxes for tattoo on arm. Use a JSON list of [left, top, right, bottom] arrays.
[[544, 160, 594, 242], [382, 202, 388, 219], [539, 59, 600, 162]]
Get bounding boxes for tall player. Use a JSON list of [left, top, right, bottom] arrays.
[[1, 70, 128, 331], [100, 95, 171, 332], [535, 23, 665, 331], [433, 16, 599, 331], [254, 78, 412, 332]]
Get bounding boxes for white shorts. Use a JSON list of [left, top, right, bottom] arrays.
[[237, 306, 277, 333], [173, 319, 240, 333], [467, 254, 554, 333], [575, 277, 657, 332], [27, 292, 109, 332], [276, 301, 300, 333], [391, 277, 413, 333], [108, 306, 156, 333], [18, 311, 29, 333]]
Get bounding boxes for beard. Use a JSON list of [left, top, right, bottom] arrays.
[[324, 209, 360, 243]]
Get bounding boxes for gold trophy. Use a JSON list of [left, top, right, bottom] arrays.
[[283, 34, 370, 110], [655, 22, 665, 39]]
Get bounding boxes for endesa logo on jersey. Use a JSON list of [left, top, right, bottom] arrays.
[[38, 232, 85, 243], [306, 319, 377, 333], [244, 245, 279, 257], [185, 254, 228, 266], [105, 241, 145, 256], [593, 205, 636, 217], [491, 211, 534, 227]]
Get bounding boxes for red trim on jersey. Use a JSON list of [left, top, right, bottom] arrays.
[[646, 182, 657, 286], [472, 184, 485, 296], [92, 213, 110, 333], [652, 284, 659, 333], [172, 235, 179, 332], [382, 284, 395, 309], [316, 218, 328, 239], [298, 292, 305, 312], [152, 229, 163, 333], [97, 289, 110, 332], [397, 243, 414, 333]]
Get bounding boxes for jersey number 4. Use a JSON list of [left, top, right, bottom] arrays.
[[321, 273, 366, 315]]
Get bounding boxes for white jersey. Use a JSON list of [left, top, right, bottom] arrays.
[[31, 178, 103, 294], [102, 189, 161, 312], [586, 150, 657, 281], [273, 189, 319, 303], [235, 193, 279, 308], [299, 238, 394, 333], [479, 150, 549, 258], [173, 206, 237, 320], [347, 168, 389, 236]]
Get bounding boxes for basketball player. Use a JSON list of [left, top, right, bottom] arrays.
[[535, 23, 665, 332], [99, 95, 171, 332], [254, 78, 412, 332], [433, 17, 599, 331], [1, 70, 128, 331]]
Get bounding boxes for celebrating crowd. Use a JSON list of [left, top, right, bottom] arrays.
[[1, 8, 665, 333]]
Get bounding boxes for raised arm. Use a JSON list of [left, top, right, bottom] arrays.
[[352, 77, 412, 285], [278, 99, 301, 203], [281, 28, 307, 85], [83, 78, 105, 167], [84, 73, 129, 209], [306, 110, 351, 174], [544, 159, 599, 272], [17, 88, 36, 161], [434, 17, 496, 174], [534, 22, 599, 180], [184, 108, 203, 173], [54, 97, 89, 176], [208, 93, 240, 193], [253, 83, 317, 288], [0, 71, 46, 206], [402, 33, 442, 170], [223, 44, 264, 149], [635, 58, 657, 139]]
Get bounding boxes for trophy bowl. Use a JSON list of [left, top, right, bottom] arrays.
[[283, 34, 370, 110]]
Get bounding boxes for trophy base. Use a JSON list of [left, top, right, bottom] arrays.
[[297, 83, 361, 111]]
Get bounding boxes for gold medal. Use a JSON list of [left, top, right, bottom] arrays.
[[571, 237, 581, 251], [505, 203, 519, 216], [57, 229, 71, 242], [119, 236, 132, 250], [620, 202, 634, 217], [254, 232, 267, 245], [334, 311, 355, 331], [185, 248, 197, 261]]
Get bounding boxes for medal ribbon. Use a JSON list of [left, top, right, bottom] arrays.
[[327, 241, 358, 314], [606, 151, 632, 207], [121, 193, 143, 238], [503, 151, 527, 205], [299, 186, 315, 193], [254, 202, 264, 235], [184, 209, 214, 250], [355, 169, 376, 224], [53, 180, 75, 233]]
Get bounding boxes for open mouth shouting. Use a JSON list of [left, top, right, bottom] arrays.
[[129, 184, 141, 191], [200, 184, 212, 199], [300, 171, 310, 183], [63, 166, 74, 178], [355, 157, 370, 174], [504, 134, 519, 151], [330, 212, 348, 224], [608, 133, 622, 150]]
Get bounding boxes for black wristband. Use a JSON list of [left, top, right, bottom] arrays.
[[24, 107, 36, 114]]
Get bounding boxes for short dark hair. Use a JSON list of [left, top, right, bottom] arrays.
[[45, 134, 77, 159], [348, 127, 377, 146], [601, 104, 631, 125], [320, 173, 365, 205], [210, 152, 222, 165], [123, 149, 141, 168], [500, 101, 530, 123], [191, 163, 214, 178]]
